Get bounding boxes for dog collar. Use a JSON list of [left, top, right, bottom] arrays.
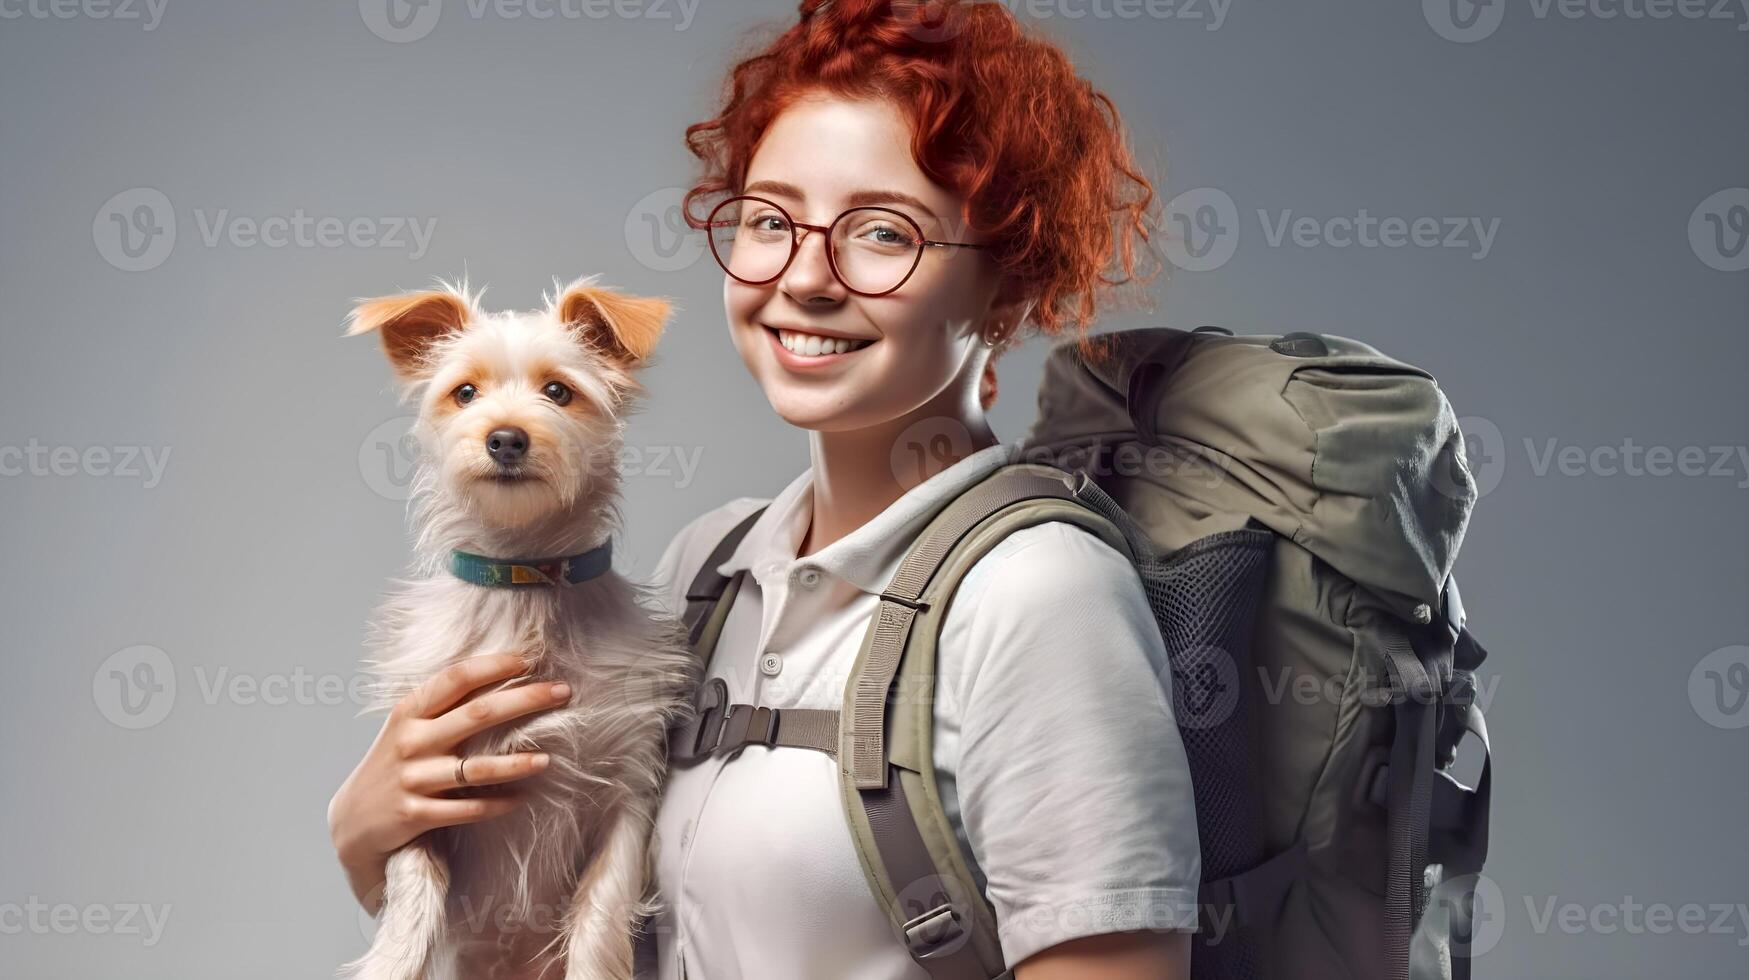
[[448, 540, 613, 588]]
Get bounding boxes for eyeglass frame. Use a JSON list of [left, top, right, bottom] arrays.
[[705, 194, 987, 297]]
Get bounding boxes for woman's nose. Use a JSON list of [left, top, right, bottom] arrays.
[[780, 227, 846, 300]]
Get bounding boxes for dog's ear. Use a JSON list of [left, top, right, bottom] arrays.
[[345, 290, 472, 381], [553, 279, 671, 366]]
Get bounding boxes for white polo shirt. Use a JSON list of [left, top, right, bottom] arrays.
[[642, 440, 1200, 979]]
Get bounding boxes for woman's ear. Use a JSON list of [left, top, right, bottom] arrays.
[[977, 294, 1032, 410], [551, 277, 673, 366], [344, 289, 472, 381], [984, 292, 1036, 348]]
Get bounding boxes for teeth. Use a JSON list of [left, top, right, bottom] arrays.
[[776, 328, 873, 357]]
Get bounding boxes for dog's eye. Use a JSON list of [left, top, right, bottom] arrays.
[[453, 384, 478, 406], [542, 382, 572, 406]]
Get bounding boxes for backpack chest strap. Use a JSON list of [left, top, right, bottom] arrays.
[[668, 676, 841, 765]]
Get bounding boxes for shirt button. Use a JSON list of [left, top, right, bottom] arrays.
[[796, 566, 822, 589], [759, 652, 783, 677]]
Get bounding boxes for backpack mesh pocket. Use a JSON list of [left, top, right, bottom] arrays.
[[1070, 478, 1275, 979]]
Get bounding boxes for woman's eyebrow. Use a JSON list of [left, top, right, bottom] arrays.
[[742, 179, 940, 221]]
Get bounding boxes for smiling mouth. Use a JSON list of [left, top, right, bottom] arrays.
[[765, 325, 877, 358]]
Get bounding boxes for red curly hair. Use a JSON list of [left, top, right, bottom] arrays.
[[681, 0, 1162, 366]]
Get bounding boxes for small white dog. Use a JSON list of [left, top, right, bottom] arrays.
[[340, 277, 698, 980]]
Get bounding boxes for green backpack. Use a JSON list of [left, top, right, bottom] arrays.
[[658, 327, 1493, 980]]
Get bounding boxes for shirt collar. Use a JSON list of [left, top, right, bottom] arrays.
[[715, 439, 1027, 596]]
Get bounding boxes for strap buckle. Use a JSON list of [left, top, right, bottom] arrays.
[[901, 902, 966, 961], [718, 703, 779, 754], [669, 677, 788, 763]]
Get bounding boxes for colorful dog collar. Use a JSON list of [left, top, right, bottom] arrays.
[[449, 540, 613, 588]]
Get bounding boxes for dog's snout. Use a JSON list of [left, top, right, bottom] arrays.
[[486, 427, 530, 465]]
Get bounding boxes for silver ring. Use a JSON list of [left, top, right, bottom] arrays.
[[455, 755, 470, 786]]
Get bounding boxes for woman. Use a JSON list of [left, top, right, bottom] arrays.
[[328, 2, 1200, 977]]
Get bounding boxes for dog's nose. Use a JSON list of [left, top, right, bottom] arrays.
[[486, 427, 530, 465]]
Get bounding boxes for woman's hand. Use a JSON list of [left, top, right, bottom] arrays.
[[327, 652, 573, 914]]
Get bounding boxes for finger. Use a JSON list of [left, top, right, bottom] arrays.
[[416, 679, 573, 754], [403, 752, 551, 795], [398, 652, 535, 722], [403, 794, 529, 833]]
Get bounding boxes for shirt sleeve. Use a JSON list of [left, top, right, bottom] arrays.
[[931, 520, 1202, 969]]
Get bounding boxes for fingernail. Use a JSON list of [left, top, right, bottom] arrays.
[[550, 682, 571, 698], [531, 753, 551, 768]]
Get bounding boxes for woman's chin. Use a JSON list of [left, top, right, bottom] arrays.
[[765, 394, 879, 434]]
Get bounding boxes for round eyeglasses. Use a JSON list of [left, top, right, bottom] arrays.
[[706, 195, 986, 297]]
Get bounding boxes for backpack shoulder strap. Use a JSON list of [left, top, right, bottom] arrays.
[[668, 503, 845, 766], [681, 504, 767, 654], [839, 461, 1136, 980]]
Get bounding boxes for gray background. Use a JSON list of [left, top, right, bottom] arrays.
[[2, 1, 1745, 977]]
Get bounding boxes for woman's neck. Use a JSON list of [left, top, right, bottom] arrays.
[[798, 407, 999, 559]]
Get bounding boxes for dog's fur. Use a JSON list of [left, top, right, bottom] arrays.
[[340, 277, 698, 980]]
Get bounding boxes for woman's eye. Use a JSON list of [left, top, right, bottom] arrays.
[[856, 223, 916, 249], [453, 384, 478, 406], [542, 381, 573, 406]]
